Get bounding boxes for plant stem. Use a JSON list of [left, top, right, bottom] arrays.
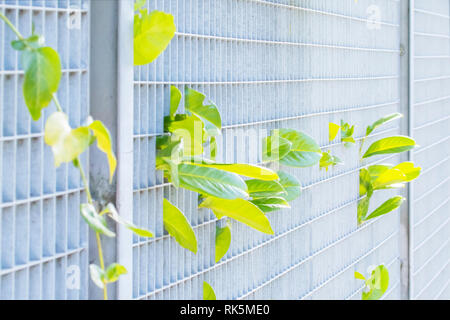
[[0, 12, 25, 40], [1, 13, 108, 300], [78, 158, 108, 300]]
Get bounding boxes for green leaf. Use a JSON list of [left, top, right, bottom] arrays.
[[163, 199, 197, 253], [394, 162, 421, 181], [367, 164, 393, 181], [329, 123, 340, 141], [250, 197, 290, 213], [105, 263, 128, 283], [277, 171, 302, 201], [178, 163, 248, 200], [372, 168, 407, 189], [170, 86, 181, 119], [366, 113, 402, 136], [362, 136, 416, 159], [44, 112, 91, 167], [167, 115, 205, 156], [203, 281, 217, 300], [262, 135, 292, 162], [89, 264, 105, 289], [363, 196, 405, 221], [359, 169, 373, 197], [319, 151, 343, 171], [200, 197, 274, 235], [80, 203, 115, 237], [362, 265, 389, 300], [185, 87, 222, 137], [354, 272, 366, 280], [246, 179, 286, 199], [357, 196, 370, 225], [340, 121, 356, 145], [134, 0, 147, 11], [210, 136, 217, 161], [274, 129, 322, 167], [157, 140, 183, 187], [88, 120, 117, 183], [215, 223, 231, 263], [186, 160, 279, 181], [22, 47, 62, 120], [105, 203, 153, 238], [134, 10, 176, 66]]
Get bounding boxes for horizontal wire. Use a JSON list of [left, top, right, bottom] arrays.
[[302, 237, 399, 300], [414, 8, 450, 19], [418, 155, 450, 176], [0, 187, 84, 209], [412, 215, 450, 253], [237, 220, 398, 300], [413, 176, 450, 203], [134, 75, 399, 86], [413, 95, 450, 106], [138, 207, 388, 300], [414, 31, 450, 39], [414, 135, 450, 154], [134, 127, 398, 193], [414, 75, 450, 82], [413, 115, 450, 130], [0, 68, 87, 75], [412, 237, 450, 277], [175, 32, 400, 53], [414, 256, 450, 300], [248, 0, 400, 27], [0, 4, 88, 13], [0, 247, 85, 276]]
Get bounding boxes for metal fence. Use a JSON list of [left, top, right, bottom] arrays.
[[409, 0, 450, 300], [0, 0, 449, 300], [0, 0, 90, 299]]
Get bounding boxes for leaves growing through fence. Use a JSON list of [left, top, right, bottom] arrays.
[[355, 265, 389, 300]]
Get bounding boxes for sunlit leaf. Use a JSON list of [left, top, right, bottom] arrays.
[[319, 151, 343, 171], [203, 281, 216, 300], [277, 171, 302, 202], [105, 263, 128, 283], [200, 197, 274, 234], [275, 129, 322, 167], [89, 120, 117, 183], [363, 196, 405, 221], [372, 168, 407, 189], [163, 198, 197, 253], [359, 169, 373, 197], [394, 162, 421, 181], [134, 10, 176, 65], [21, 47, 61, 120], [44, 112, 91, 167], [357, 196, 370, 225], [89, 264, 105, 289], [80, 203, 115, 237], [262, 134, 292, 162], [366, 113, 402, 136], [134, 0, 147, 11], [329, 123, 340, 141], [246, 179, 286, 198], [185, 87, 222, 136], [354, 272, 366, 280], [178, 163, 249, 200], [362, 265, 389, 300], [187, 159, 278, 181], [170, 86, 181, 119], [363, 136, 416, 158], [167, 115, 205, 156], [105, 203, 153, 238], [215, 223, 231, 263], [250, 197, 290, 213]]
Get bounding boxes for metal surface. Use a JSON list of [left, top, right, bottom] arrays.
[[129, 0, 404, 300], [409, 0, 450, 300], [0, 0, 90, 299]]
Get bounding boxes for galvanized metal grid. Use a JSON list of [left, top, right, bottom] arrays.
[[131, 0, 404, 300], [410, 0, 450, 300], [0, 0, 90, 299]]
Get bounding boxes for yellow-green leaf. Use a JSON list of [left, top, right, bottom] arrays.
[[250, 197, 290, 213], [215, 223, 231, 263], [170, 86, 181, 119], [366, 113, 402, 136], [203, 281, 216, 300], [200, 197, 274, 235], [262, 135, 292, 162], [363, 136, 416, 159], [277, 171, 302, 202], [372, 168, 407, 189], [80, 203, 115, 237], [89, 120, 117, 183], [394, 162, 421, 181], [44, 112, 91, 167], [187, 161, 279, 181], [105, 263, 127, 283], [362, 265, 389, 300], [364, 196, 405, 221], [354, 271, 366, 280], [163, 199, 197, 253], [329, 123, 340, 141], [22, 47, 62, 120], [134, 10, 176, 66], [105, 203, 153, 238], [246, 179, 287, 198]]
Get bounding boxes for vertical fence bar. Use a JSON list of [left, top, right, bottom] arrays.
[[117, 0, 134, 300]]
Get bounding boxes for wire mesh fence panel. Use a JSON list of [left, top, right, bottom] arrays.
[[131, 0, 404, 300], [0, 0, 90, 300], [410, 0, 450, 300]]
